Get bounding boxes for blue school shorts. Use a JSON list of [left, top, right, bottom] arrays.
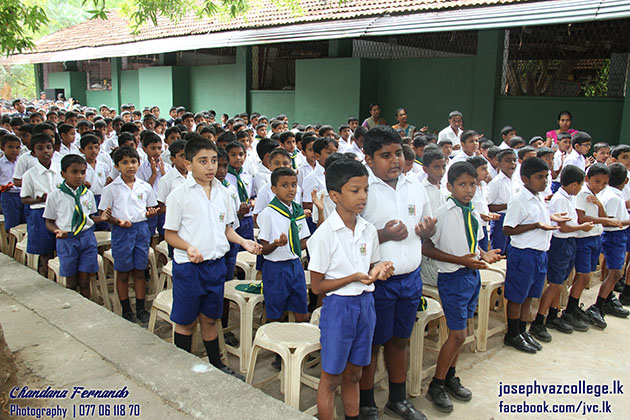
[[262, 258, 308, 319], [111, 221, 151, 272], [225, 242, 239, 281], [147, 214, 158, 237], [56, 227, 99, 277], [575, 236, 602, 274], [437, 268, 481, 331], [236, 215, 254, 252], [93, 195, 109, 232], [505, 245, 547, 304], [171, 258, 227, 324], [546, 237, 577, 285], [319, 292, 376, 375], [626, 227, 630, 252], [601, 230, 627, 270], [156, 213, 165, 237], [490, 213, 509, 256], [551, 181, 561, 194], [26, 207, 56, 255], [373, 267, 422, 345], [478, 226, 489, 252], [1, 192, 25, 231]]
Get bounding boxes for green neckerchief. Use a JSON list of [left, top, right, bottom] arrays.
[[447, 195, 479, 254], [290, 149, 299, 169], [268, 196, 305, 256], [415, 155, 423, 166], [221, 179, 230, 188], [58, 182, 89, 235], [227, 165, 249, 203]]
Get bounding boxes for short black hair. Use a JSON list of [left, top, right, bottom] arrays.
[[112, 146, 140, 165], [460, 130, 478, 144], [520, 157, 549, 178], [412, 135, 428, 148], [509, 136, 525, 148], [402, 144, 415, 161], [347, 115, 358, 123], [364, 125, 402, 158], [480, 140, 494, 150], [217, 147, 228, 162], [165, 126, 181, 138], [200, 126, 216, 137], [313, 138, 337, 155], [168, 139, 188, 157], [326, 158, 368, 193], [517, 146, 536, 161], [269, 148, 291, 162], [529, 136, 544, 145], [324, 152, 349, 169], [58, 123, 75, 136], [117, 132, 135, 147], [318, 125, 334, 136], [338, 123, 350, 132], [301, 134, 316, 150], [80, 134, 99, 149], [608, 162, 627, 188], [353, 126, 367, 141], [557, 132, 572, 142], [593, 142, 610, 153], [1, 134, 21, 147], [120, 122, 139, 134], [423, 149, 445, 166], [271, 167, 297, 186], [30, 133, 54, 149], [501, 125, 516, 136], [536, 147, 554, 159], [466, 155, 487, 169], [225, 140, 246, 154], [142, 131, 162, 147], [560, 165, 585, 186], [571, 131, 592, 148], [256, 138, 280, 160], [217, 131, 236, 145], [279, 131, 295, 144], [33, 122, 55, 135], [487, 146, 502, 160], [61, 154, 87, 172], [447, 161, 477, 185], [586, 162, 610, 178], [497, 148, 516, 163], [184, 137, 218, 161], [18, 123, 33, 134], [438, 139, 452, 147], [611, 144, 630, 159]]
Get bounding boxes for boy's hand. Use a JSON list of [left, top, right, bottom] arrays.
[[580, 222, 595, 232], [105, 177, 113, 185], [311, 190, 324, 211], [237, 202, 249, 217], [354, 272, 374, 285], [369, 261, 395, 281], [459, 253, 488, 270], [537, 222, 559, 231], [480, 248, 504, 264], [586, 156, 595, 167], [304, 209, 312, 218], [550, 212, 572, 223], [273, 233, 288, 247], [150, 157, 158, 175], [146, 207, 159, 218], [118, 219, 132, 228], [157, 158, 166, 175], [54, 229, 68, 239], [83, 181, 92, 189], [249, 198, 256, 209], [187, 246, 203, 263], [604, 218, 623, 228], [414, 216, 437, 238], [100, 207, 112, 221], [382, 220, 408, 241], [480, 213, 500, 222], [242, 239, 263, 255], [37, 193, 47, 203], [419, 125, 429, 133], [586, 195, 602, 207]]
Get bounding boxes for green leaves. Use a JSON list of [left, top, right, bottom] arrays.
[[0, 0, 49, 55]]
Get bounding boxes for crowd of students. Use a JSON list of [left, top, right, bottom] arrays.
[[1, 99, 629, 420]]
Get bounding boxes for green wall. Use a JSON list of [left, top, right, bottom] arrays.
[[295, 58, 362, 127], [172, 67, 190, 110], [138, 67, 175, 111], [86, 90, 114, 109], [250, 91, 295, 122], [189, 64, 244, 116], [120, 70, 139, 106], [47, 71, 87, 105], [493, 96, 624, 144]]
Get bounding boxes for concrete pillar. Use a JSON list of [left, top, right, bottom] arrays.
[[237, 46, 252, 113], [110, 58, 122, 111], [34, 64, 44, 98]]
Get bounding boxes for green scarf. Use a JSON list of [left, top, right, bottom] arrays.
[[290, 150, 299, 169], [448, 196, 479, 254], [414, 155, 423, 166], [221, 179, 230, 188], [227, 165, 249, 203], [268, 197, 305, 256], [59, 182, 89, 236]]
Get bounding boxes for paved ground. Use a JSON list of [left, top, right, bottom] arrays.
[[2, 252, 630, 419]]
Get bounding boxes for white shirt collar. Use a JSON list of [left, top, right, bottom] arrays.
[[35, 160, 58, 175], [329, 209, 366, 235]]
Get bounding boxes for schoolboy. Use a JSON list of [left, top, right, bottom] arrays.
[[253, 149, 303, 217], [253, 138, 280, 196], [99, 146, 159, 323], [509, 136, 526, 150], [338, 124, 351, 151], [593, 142, 611, 164], [438, 111, 463, 150], [258, 167, 310, 327], [450, 130, 479, 164], [536, 147, 555, 199], [502, 157, 570, 353], [0, 134, 25, 231], [225, 141, 256, 245], [551, 132, 573, 193], [487, 149, 517, 255], [587, 163, 630, 324], [423, 161, 502, 412], [164, 137, 261, 379], [307, 158, 394, 420], [80, 134, 112, 231], [160, 126, 182, 163], [237, 129, 258, 176], [157, 139, 188, 211], [43, 155, 108, 297], [359, 125, 435, 420], [566, 164, 621, 329], [278, 131, 304, 171], [563, 131, 593, 172], [611, 144, 630, 300], [512, 146, 537, 194], [468, 156, 500, 252], [479, 140, 497, 179], [498, 126, 516, 149], [297, 135, 317, 188], [438, 139, 453, 160], [301, 137, 338, 212], [20, 134, 62, 275], [529, 165, 594, 343], [529, 136, 544, 149], [402, 144, 416, 177], [137, 132, 169, 237], [56, 123, 78, 157]]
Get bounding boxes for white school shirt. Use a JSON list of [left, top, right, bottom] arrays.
[[43, 186, 97, 232], [563, 149, 586, 172], [59, 142, 80, 157], [549, 187, 579, 239], [543, 172, 553, 197], [422, 179, 447, 214], [297, 161, 316, 188], [85, 159, 111, 195], [244, 152, 258, 177], [575, 185, 604, 238], [486, 171, 513, 213], [98, 176, 157, 223], [498, 141, 511, 150], [157, 168, 187, 203], [0, 156, 19, 192], [20, 161, 63, 210], [345, 142, 365, 162], [503, 187, 552, 251], [600, 187, 629, 232], [101, 136, 118, 154], [136, 147, 147, 164], [337, 139, 350, 152], [160, 148, 171, 165], [482, 155, 498, 179], [222, 181, 241, 231], [225, 168, 255, 216], [258, 201, 311, 262], [438, 126, 462, 149], [450, 149, 475, 164], [471, 182, 490, 230], [430, 198, 484, 273], [253, 182, 303, 214], [290, 151, 306, 171], [253, 163, 271, 196], [97, 150, 114, 173], [307, 210, 380, 296], [362, 169, 432, 275], [553, 150, 567, 182], [512, 163, 524, 194], [137, 158, 170, 195], [13, 153, 37, 180], [19, 146, 30, 157], [301, 164, 325, 203], [623, 170, 630, 204], [164, 176, 236, 264]]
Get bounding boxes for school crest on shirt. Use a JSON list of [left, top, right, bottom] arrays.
[[137, 192, 143, 200], [408, 204, 416, 216], [219, 212, 225, 222], [359, 243, 367, 256], [82, 198, 93, 210], [97, 172, 103, 177]]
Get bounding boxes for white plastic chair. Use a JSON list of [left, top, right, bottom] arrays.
[[476, 269, 507, 351], [48, 255, 107, 305]]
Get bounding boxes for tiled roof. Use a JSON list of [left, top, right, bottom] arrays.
[[34, 0, 529, 53]]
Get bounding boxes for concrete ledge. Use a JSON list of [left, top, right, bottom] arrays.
[[0, 254, 313, 420]]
